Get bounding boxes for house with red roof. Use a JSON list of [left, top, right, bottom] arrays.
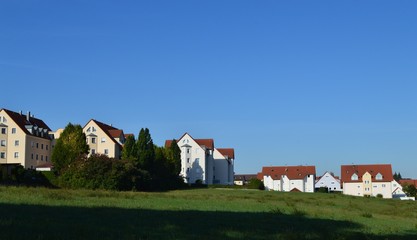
[[165, 133, 235, 185], [83, 119, 126, 159], [0, 109, 53, 170], [341, 164, 395, 198], [259, 165, 316, 192]]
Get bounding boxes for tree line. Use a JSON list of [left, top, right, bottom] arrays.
[[51, 123, 184, 191]]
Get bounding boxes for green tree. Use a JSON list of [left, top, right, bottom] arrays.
[[168, 139, 181, 176], [51, 123, 89, 174], [121, 135, 137, 160], [403, 184, 417, 197], [393, 172, 403, 181], [136, 128, 155, 171]]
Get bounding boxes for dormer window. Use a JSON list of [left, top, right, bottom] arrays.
[[375, 173, 383, 180], [351, 173, 358, 181]]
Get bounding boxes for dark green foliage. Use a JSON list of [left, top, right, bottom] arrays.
[[376, 194, 383, 198], [136, 128, 155, 170], [51, 123, 89, 174], [0, 165, 53, 187], [317, 187, 329, 193], [121, 135, 137, 160], [59, 154, 151, 191], [247, 178, 265, 190], [402, 184, 417, 197], [168, 139, 181, 176], [393, 172, 403, 181]]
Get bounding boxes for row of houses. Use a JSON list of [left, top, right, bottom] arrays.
[[258, 164, 415, 200], [0, 109, 235, 185]]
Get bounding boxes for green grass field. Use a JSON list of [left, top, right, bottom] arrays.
[[0, 186, 416, 239]]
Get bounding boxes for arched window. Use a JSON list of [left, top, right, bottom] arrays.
[[375, 173, 383, 180]]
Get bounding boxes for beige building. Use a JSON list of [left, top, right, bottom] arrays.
[[0, 109, 53, 170], [83, 119, 125, 159]]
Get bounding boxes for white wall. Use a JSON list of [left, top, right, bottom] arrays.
[[213, 148, 233, 185], [343, 182, 363, 197]]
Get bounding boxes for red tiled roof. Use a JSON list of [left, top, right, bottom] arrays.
[[217, 148, 235, 159], [125, 133, 134, 139], [1, 109, 52, 140], [108, 129, 124, 139], [257, 172, 263, 180], [340, 164, 393, 183], [195, 139, 214, 150], [260, 166, 316, 180], [399, 179, 417, 187]]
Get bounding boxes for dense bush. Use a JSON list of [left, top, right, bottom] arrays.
[[247, 178, 265, 190], [0, 165, 53, 187], [59, 154, 152, 191]]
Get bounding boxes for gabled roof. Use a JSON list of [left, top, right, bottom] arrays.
[[217, 148, 235, 159], [1, 109, 52, 140], [340, 164, 393, 183], [165, 133, 214, 150], [261, 166, 316, 180], [124, 133, 134, 139], [316, 171, 341, 183], [84, 119, 122, 147]]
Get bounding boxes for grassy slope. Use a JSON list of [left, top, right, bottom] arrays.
[[0, 187, 416, 239]]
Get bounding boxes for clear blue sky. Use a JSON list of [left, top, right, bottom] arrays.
[[1, 1, 417, 178]]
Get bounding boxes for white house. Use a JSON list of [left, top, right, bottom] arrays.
[[165, 133, 235, 185], [213, 148, 235, 185], [315, 171, 342, 192], [260, 165, 316, 192], [392, 180, 415, 200], [341, 164, 394, 199]]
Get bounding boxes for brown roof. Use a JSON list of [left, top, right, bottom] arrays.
[[36, 162, 54, 168], [124, 133, 134, 139], [217, 148, 235, 159], [1, 109, 52, 140], [260, 166, 316, 180], [165, 133, 215, 150], [399, 179, 417, 187], [340, 164, 393, 183], [108, 129, 124, 139]]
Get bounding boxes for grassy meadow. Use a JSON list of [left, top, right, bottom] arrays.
[[0, 186, 416, 239]]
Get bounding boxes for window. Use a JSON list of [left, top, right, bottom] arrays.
[[36, 143, 39, 148], [104, 149, 109, 155], [11, 128, 16, 134], [92, 127, 96, 132], [91, 138, 96, 144], [382, 184, 386, 188], [0, 140, 5, 146], [15, 140, 19, 146], [186, 148, 190, 154], [41, 155, 43, 161], [31, 154, 34, 159], [0, 152, 5, 158], [46, 145, 49, 150], [86, 127, 91, 133], [36, 154, 38, 160], [31, 141, 34, 147], [41, 144, 44, 149], [2, 117, 6, 122], [351, 173, 358, 181], [14, 152, 19, 158], [187, 158, 190, 163], [91, 149, 96, 154], [46, 156, 48, 162], [1, 128, 6, 134], [375, 173, 383, 180], [101, 138, 106, 143], [186, 167, 190, 173]]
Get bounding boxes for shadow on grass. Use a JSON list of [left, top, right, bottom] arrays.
[[0, 203, 415, 240]]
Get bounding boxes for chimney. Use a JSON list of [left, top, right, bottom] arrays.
[[26, 111, 30, 121], [20, 110, 23, 115]]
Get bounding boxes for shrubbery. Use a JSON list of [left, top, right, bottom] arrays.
[[247, 178, 265, 190]]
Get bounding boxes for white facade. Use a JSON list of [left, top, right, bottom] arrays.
[[315, 172, 342, 192], [392, 180, 415, 200], [263, 173, 315, 192], [213, 148, 234, 185], [175, 133, 213, 184]]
